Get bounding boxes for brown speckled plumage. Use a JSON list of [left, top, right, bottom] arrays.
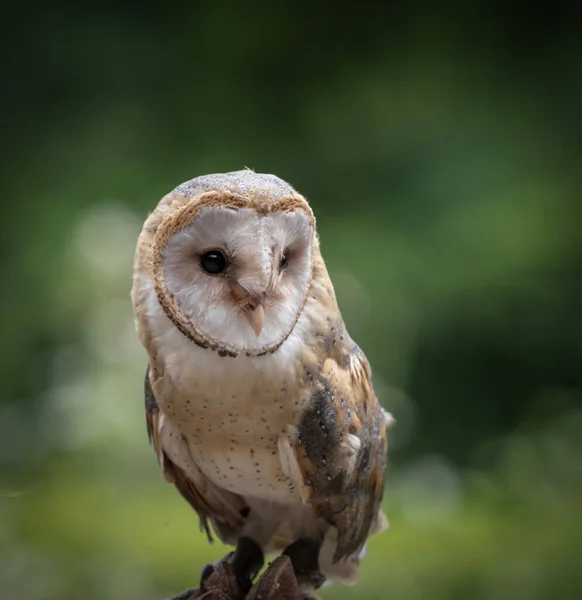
[[132, 169, 392, 594], [292, 343, 387, 562]]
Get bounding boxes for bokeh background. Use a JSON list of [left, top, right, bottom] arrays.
[[2, 1, 582, 599]]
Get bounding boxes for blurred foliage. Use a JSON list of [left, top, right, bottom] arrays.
[[1, 1, 582, 598]]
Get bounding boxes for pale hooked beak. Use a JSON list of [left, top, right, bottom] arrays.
[[244, 302, 264, 337], [229, 281, 266, 337]]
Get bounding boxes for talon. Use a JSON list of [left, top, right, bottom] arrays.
[[199, 563, 215, 591], [246, 555, 303, 599], [282, 538, 326, 590], [227, 536, 265, 593], [185, 552, 239, 599]]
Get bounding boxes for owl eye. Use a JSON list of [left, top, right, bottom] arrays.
[[280, 248, 289, 269], [200, 250, 227, 274]]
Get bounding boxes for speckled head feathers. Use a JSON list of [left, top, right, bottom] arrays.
[[172, 170, 301, 201], [132, 170, 318, 357]]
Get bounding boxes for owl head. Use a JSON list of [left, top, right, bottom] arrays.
[[133, 170, 318, 357]]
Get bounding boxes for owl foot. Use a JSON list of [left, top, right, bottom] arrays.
[[170, 560, 238, 599], [227, 536, 265, 594], [169, 538, 264, 599], [246, 555, 304, 599], [171, 552, 310, 599], [282, 538, 326, 593]]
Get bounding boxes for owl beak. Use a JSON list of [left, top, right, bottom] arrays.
[[244, 302, 264, 337], [230, 281, 266, 337]]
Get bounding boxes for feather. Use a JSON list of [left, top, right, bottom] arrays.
[[291, 324, 388, 563]]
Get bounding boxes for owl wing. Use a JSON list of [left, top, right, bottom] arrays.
[[144, 364, 246, 545], [279, 330, 390, 563]]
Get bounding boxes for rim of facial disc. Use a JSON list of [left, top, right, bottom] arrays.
[[150, 189, 316, 357]]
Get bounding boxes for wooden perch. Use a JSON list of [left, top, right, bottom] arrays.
[[170, 554, 306, 600]]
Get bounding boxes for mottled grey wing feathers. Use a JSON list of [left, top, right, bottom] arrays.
[[292, 327, 388, 562]]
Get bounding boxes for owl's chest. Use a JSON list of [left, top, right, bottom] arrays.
[[158, 352, 307, 501]]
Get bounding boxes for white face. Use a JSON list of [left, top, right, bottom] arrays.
[[158, 206, 314, 355]]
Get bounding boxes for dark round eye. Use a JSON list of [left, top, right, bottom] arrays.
[[200, 250, 227, 274], [280, 249, 289, 269]]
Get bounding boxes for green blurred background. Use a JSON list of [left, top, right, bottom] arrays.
[[1, 1, 582, 598]]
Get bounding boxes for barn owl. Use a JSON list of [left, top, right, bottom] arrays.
[[131, 170, 392, 599]]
